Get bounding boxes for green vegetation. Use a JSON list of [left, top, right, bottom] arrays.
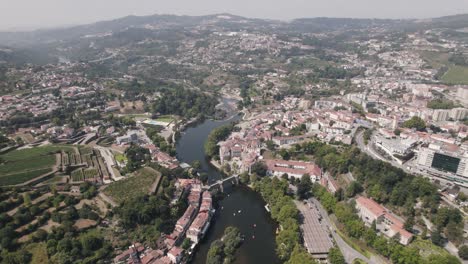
[[25, 242, 48, 264], [151, 88, 218, 118], [115, 153, 128, 163], [0, 145, 75, 185], [0, 168, 53, 186], [206, 226, 243, 264], [155, 115, 174, 123], [427, 99, 457, 109], [205, 123, 236, 159], [328, 247, 345, 264], [410, 239, 453, 259], [458, 245, 468, 260], [146, 126, 176, 156], [125, 144, 150, 172], [104, 167, 161, 203], [254, 177, 306, 262], [442, 65, 468, 85], [286, 244, 317, 264], [402, 116, 426, 131], [313, 184, 451, 264]]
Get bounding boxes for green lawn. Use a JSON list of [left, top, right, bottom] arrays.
[[419, 51, 451, 68], [442, 65, 468, 85], [409, 238, 452, 259], [155, 115, 174, 123], [0, 145, 74, 186], [115, 153, 127, 163], [0, 168, 53, 186], [104, 167, 161, 203]]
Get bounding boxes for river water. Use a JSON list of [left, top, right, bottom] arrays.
[[176, 116, 280, 264]]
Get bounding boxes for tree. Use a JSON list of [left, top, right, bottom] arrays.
[[404, 215, 414, 232], [206, 240, 224, 264], [191, 160, 201, 170], [1, 249, 32, 264], [431, 229, 444, 247], [251, 162, 267, 177], [297, 174, 312, 199], [328, 247, 345, 264], [346, 181, 363, 198], [279, 149, 291, 160], [81, 232, 103, 251], [239, 172, 250, 185], [286, 244, 317, 264], [459, 245, 468, 260], [182, 238, 191, 250], [266, 140, 276, 151], [445, 221, 464, 245], [402, 116, 426, 131]]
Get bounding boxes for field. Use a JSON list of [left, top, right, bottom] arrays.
[[442, 65, 468, 84], [419, 51, 468, 85], [409, 238, 452, 259], [0, 145, 77, 186], [71, 168, 99, 182], [104, 167, 161, 203], [419, 51, 451, 68], [0, 168, 53, 186]]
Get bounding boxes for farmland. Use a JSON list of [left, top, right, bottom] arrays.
[[442, 65, 468, 85], [0, 145, 73, 186], [104, 167, 161, 203]]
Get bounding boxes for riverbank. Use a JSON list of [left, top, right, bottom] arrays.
[[175, 117, 279, 264]]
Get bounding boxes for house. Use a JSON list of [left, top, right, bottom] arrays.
[[355, 196, 413, 245], [116, 131, 138, 145], [264, 159, 322, 181], [167, 247, 184, 264], [272, 135, 306, 146]]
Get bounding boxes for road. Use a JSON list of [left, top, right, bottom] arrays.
[[95, 146, 123, 182], [355, 130, 468, 195], [304, 198, 382, 264]]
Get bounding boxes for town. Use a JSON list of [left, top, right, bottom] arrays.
[[0, 11, 468, 264]]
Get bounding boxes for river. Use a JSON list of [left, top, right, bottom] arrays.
[[176, 115, 280, 264]]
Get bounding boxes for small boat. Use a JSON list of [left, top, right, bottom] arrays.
[[238, 210, 241, 213], [253, 224, 256, 228], [252, 235, 255, 239], [233, 213, 236, 216]]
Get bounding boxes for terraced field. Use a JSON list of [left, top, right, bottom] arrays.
[[104, 167, 161, 203], [0, 145, 74, 186]]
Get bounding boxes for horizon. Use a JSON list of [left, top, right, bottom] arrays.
[[1, 0, 468, 31], [1, 11, 468, 33]]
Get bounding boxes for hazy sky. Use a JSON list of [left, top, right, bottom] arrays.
[[1, 0, 468, 31]]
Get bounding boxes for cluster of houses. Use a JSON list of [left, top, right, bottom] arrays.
[[218, 96, 360, 176], [115, 130, 179, 170], [355, 196, 413, 245], [114, 179, 214, 264]]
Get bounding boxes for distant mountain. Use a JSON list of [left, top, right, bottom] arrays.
[[0, 12, 467, 65], [0, 13, 268, 47]]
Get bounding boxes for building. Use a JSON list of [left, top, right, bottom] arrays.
[[264, 159, 321, 181], [355, 196, 413, 245], [432, 109, 450, 122], [167, 247, 184, 264], [457, 87, 468, 100], [272, 135, 306, 146], [450, 108, 468, 121], [417, 144, 468, 186], [116, 131, 138, 145]]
